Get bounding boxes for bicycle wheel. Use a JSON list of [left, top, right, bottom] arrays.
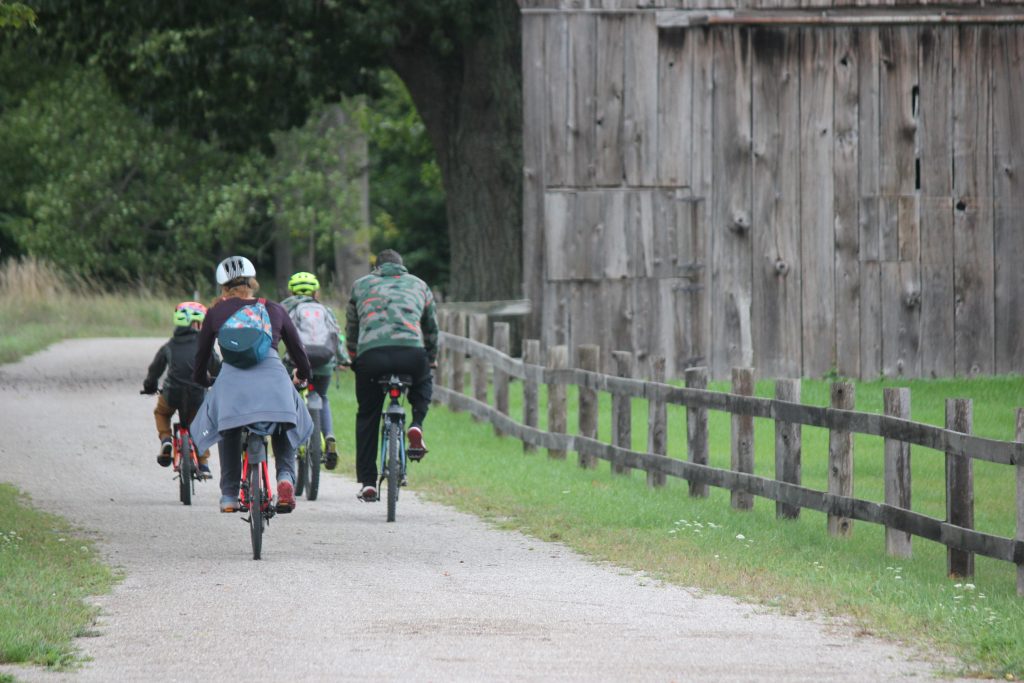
[[295, 444, 308, 497], [249, 463, 263, 560], [177, 429, 192, 506], [386, 422, 400, 523], [307, 407, 321, 501]]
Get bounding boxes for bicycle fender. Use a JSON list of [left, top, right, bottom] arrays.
[[306, 392, 323, 410], [246, 436, 267, 464]]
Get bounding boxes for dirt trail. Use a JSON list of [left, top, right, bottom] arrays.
[[0, 339, 978, 681]]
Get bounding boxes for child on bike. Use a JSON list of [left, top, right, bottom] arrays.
[[141, 301, 221, 477], [281, 271, 349, 470]]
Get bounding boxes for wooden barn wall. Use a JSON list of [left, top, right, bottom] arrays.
[[523, 11, 1024, 379]]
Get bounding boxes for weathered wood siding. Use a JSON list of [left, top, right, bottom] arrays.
[[523, 7, 1024, 379]]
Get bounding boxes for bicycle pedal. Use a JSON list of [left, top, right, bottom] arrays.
[[407, 448, 426, 462]]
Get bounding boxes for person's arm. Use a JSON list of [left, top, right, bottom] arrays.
[[327, 308, 350, 366], [421, 289, 439, 366], [345, 294, 359, 362], [192, 312, 218, 387], [279, 308, 312, 382], [142, 342, 169, 393]]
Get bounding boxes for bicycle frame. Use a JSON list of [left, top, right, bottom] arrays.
[[172, 423, 200, 474], [239, 436, 274, 515]]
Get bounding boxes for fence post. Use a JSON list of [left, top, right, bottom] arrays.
[[946, 398, 974, 579], [546, 345, 569, 460], [731, 367, 755, 510], [522, 339, 540, 453], [611, 351, 634, 475], [450, 311, 466, 399], [435, 309, 449, 390], [469, 313, 488, 418], [884, 387, 912, 558], [647, 356, 667, 488], [492, 322, 510, 436], [577, 344, 600, 469], [1016, 408, 1024, 597], [686, 367, 709, 498], [775, 378, 801, 519], [828, 381, 855, 537]]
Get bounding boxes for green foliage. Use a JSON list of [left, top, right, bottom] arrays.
[[0, 2, 36, 31], [364, 71, 448, 287]]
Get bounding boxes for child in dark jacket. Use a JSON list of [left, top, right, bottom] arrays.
[[142, 301, 221, 476]]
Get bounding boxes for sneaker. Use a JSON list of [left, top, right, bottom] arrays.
[[324, 435, 338, 470], [157, 439, 173, 467], [357, 484, 378, 502], [219, 495, 240, 513], [199, 464, 212, 480], [276, 480, 296, 513], [407, 426, 427, 462]]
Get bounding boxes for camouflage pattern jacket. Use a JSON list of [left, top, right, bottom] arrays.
[[345, 262, 439, 363]]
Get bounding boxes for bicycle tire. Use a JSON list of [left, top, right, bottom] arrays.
[[249, 464, 263, 560], [386, 422, 400, 523], [295, 444, 308, 497], [307, 407, 321, 501], [177, 429, 192, 506]]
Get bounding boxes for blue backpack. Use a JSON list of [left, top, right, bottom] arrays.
[[218, 298, 272, 369]]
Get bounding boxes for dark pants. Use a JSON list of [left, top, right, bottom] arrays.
[[353, 346, 432, 486], [218, 427, 296, 498]]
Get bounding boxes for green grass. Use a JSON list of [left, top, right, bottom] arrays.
[[328, 370, 1024, 679], [0, 484, 116, 669]]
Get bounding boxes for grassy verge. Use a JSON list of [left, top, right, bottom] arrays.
[[0, 258, 177, 365], [0, 484, 116, 669], [328, 370, 1024, 678]]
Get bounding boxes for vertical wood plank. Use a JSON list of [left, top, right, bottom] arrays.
[[577, 344, 600, 469], [881, 262, 922, 377], [801, 28, 836, 378], [544, 191, 576, 281], [569, 13, 596, 187], [918, 26, 953, 198], [834, 28, 862, 379], [858, 28, 881, 379], [647, 356, 667, 488], [953, 26, 994, 377], [860, 261, 882, 378], [692, 30, 714, 373], [658, 28, 692, 187], [1015, 408, 1024, 597], [829, 381, 855, 537], [946, 398, 974, 578], [612, 350, 634, 475], [879, 26, 918, 198], [711, 28, 754, 379], [623, 13, 659, 187], [546, 345, 569, 460], [470, 313, 489, 416], [992, 27, 1024, 375], [523, 339, 541, 453], [493, 322, 511, 437], [595, 15, 625, 186], [450, 312, 467, 399], [686, 366, 709, 498], [731, 367, 755, 510], [544, 13, 570, 187], [523, 14, 546, 339], [435, 309, 450, 390], [775, 378, 802, 520], [752, 28, 802, 379], [884, 387, 913, 558]]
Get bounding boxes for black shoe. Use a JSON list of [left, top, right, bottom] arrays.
[[157, 439, 172, 467], [324, 435, 338, 470]]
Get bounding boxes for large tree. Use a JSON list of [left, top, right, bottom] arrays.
[[36, 0, 523, 301]]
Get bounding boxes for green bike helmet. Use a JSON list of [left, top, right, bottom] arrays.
[[173, 301, 207, 327], [288, 271, 320, 295]]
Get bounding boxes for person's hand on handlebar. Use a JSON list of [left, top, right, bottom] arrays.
[[291, 368, 308, 388]]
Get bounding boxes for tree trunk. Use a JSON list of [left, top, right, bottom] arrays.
[[389, 0, 523, 302]]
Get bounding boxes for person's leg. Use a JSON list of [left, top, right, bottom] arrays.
[[154, 395, 174, 442], [407, 351, 433, 429], [270, 430, 296, 486], [218, 428, 243, 499], [182, 397, 210, 469], [354, 367, 383, 486], [313, 374, 333, 436]]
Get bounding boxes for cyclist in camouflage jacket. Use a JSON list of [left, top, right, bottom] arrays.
[[345, 249, 438, 502]]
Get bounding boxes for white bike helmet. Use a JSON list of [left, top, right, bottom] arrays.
[[215, 255, 257, 285]]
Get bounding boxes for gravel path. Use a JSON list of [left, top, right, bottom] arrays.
[[0, 338, 978, 682]]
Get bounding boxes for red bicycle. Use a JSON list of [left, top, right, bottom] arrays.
[[171, 413, 205, 506], [237, 427, 279, 560]]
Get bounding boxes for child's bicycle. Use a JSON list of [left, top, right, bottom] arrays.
[[294, 385, 323, 501], [171, 407, 207, 506], [376, 374, 426, 523], [237, 425, 291, 560]]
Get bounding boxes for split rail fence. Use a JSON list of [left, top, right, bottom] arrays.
[[434, 312, 1024, 596]]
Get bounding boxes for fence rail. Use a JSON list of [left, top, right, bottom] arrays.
[[433, 313, 1024, 595]]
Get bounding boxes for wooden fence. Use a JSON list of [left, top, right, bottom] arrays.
[[435, 312, 1024, 596]]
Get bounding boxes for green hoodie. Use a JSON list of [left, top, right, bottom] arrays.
[[345, 262, 438, 362]]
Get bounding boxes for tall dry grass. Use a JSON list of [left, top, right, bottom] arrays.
[[0, 257, 179, 364]]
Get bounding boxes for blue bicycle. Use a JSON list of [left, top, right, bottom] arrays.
[[376, 374, 425, 522]]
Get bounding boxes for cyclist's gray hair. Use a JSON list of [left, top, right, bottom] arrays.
[[376, 249, 403, 266]]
